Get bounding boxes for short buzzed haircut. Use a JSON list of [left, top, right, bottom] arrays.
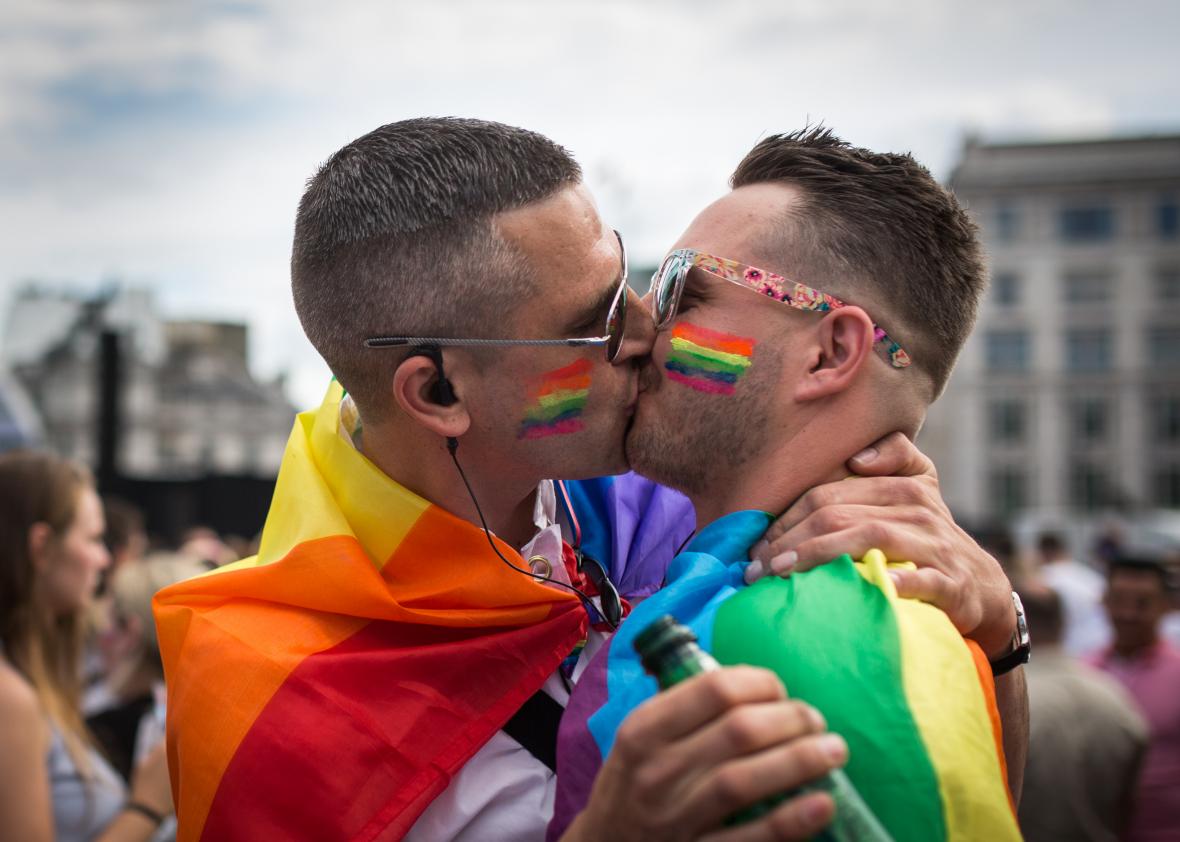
[[1037, 532, 1067, 558], [731, 127, 986, 399], [1108, 556, 1171, 591], [292, 117, 582, 418]]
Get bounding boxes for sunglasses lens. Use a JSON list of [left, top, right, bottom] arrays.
[[579, 552, 622, 628], [654, 253, 688, 327]]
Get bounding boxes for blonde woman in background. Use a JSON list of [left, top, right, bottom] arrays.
[[0, 451, 174, 841], [89, 553, 209, 786]]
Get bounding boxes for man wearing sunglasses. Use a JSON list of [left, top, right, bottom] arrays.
[[155, 118, 1023, 842], [553, 128, 1027, 840]]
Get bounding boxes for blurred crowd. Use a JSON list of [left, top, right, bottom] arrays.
[[3, 447, 1179, 840], [983, 527, 1180, 842], [0, 450, 255, 841]]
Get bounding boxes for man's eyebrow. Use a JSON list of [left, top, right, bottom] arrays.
[[564, 269, 622, 334]]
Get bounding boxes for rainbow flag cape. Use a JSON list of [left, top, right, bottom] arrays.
[[560, 472, 695, 603], [550, 510, 1020, 841], [154, 382, 588, 842]]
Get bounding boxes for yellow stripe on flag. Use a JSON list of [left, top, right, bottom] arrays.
[[858, 551, 1020, 841], [252, 381, 428, 572]]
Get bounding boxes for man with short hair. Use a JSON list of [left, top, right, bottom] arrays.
[[633, 128, 1023, 663], [1037, 530, 1110, 656], [1087, 558, 1180, 841], [553, 129, 1027, 840], [156, 119, 1023, 841]]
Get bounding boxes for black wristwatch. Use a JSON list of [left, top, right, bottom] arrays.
[[989, 591, 1031, 677]]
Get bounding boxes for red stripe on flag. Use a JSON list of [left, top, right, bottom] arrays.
[[198, 606, 586, 841]]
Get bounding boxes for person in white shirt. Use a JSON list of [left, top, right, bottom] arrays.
[[1037, 531, 1111, 656]]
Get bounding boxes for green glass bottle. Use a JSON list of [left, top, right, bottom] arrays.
[[633, 615, 894, 842]]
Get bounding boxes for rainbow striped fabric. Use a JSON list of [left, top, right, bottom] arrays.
[[154, 382, 588, 841], [549, 510, 1020, 841], [664, 323, 755, 394]]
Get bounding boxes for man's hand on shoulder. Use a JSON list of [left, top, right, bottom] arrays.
[[562, 666, 844, 842], [748, 432, 1017, 660]]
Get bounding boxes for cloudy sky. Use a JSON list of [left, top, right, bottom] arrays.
[[2, 0, 1178, 407]]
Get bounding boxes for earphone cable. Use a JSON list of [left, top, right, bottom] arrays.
[[446, 438, 615, 629]]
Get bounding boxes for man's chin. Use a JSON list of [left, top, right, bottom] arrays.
[[623, 424, 661, 483], [550, 427, 631, 480]]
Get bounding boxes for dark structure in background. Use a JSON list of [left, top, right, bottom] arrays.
[[1, 286, 296, 545], [100, 474, 278, 547], [97, 330, 121, 491]]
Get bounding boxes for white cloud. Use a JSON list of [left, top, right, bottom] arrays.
[[1, 0, 1178, 408]]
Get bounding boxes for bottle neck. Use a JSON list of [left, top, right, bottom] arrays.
[[653, 642, 720, 690]]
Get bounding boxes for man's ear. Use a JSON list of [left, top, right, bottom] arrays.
[[391, 354, 471, 439], [794, 306, 875, 402]]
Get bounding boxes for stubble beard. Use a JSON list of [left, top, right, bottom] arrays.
[[626, 380, 771, 499]]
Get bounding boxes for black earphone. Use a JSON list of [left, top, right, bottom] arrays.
[[409, 345, 457, 407]]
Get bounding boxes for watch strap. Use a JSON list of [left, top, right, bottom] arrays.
[[990, 591, 1031, 677]]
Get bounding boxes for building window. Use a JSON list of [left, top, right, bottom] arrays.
[[993, 272, 1020, 306], [1070, 462, 1110, 510], [1153, 466, 1180, 508], [1147, 327, 1180, 367], [994, 203, 1020, 243], [1071, 397, 1107, 443], [1060, 205, 1115, 243], [1063, 269, 1112, 303], [1152, 396, 1180, 442], [986, 330, 1030, 372], [989, 468, 1027, 516], [989, 400, 1026, 443], [1065, 329, 1112, 372], [1160, 199, 1179, 240], [1158, 267, 1180, 300]]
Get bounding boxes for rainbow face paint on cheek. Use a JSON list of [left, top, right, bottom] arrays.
[[518, 359, 593, 439], [664, 323, 755, 395]]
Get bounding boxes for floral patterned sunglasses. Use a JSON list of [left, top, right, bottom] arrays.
[[648, 249, 912, 369]]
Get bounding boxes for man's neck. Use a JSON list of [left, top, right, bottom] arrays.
[[361, 424, 542, 549], [689, 417, 862, 527], [687, 385, 918, 526]]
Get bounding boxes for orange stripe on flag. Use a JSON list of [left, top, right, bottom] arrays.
[[156, 535, 375, 841], [967, 640, 1016, 818]]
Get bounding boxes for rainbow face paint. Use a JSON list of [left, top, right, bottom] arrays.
[[519, 358, 593, 439], [665, 323, 755, 395]]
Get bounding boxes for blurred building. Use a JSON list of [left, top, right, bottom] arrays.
[[1, 286, 293, 478], [922, 134, 1180, 525], [0, 368, 42, 451]]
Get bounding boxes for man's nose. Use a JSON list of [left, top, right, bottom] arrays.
[[614, 288, 656, 364]]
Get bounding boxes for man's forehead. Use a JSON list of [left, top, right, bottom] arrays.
[[673, 183, 804, 266], [1111, 568, 1166, 589], [492, 185, 620, 320], [496, 184, 605, 256]]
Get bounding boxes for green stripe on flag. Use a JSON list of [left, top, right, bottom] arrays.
[[712, 557, 947, 841]]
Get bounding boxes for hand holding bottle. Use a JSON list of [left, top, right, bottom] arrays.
[[562, 663, 844, 841]]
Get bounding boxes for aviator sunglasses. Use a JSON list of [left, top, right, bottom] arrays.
[[365, 230, 630, 363]]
